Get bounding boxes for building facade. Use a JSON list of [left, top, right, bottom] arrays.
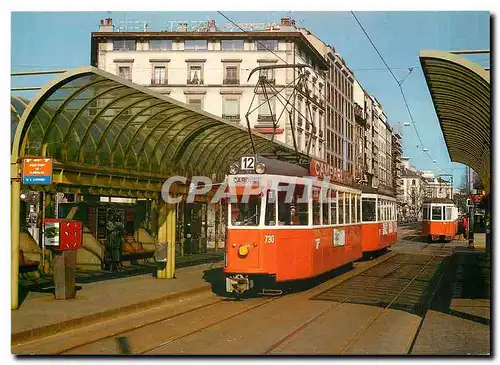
[[400, 166, 426, 221], [352, 80, 395, 194], [91, 17, 328, 160], [422, 171, 453, 199], [298, 28, 356, 178]]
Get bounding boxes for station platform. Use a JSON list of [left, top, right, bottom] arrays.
[[411, 243, 490, 355], [12, 253, 224, 345]]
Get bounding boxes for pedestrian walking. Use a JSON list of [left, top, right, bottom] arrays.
[[462, 215, 469, 240]]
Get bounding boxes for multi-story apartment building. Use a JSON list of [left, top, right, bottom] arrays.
[[298, 29, 356, 179], [353, 80, 394, 194], [392, 123, 404, 202], [422, 171, 453, 199], [91, 17, 328, 159], [401, 165, 426, 220], [91, 17, 330, 250]]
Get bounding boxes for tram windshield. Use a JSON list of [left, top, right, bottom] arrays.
[[230, 195, 261, 226]]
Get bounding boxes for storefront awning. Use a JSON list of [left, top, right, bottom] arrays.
[[420, 50, 490, 191]]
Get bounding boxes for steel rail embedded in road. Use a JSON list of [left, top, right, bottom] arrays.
[[263, 242, 450, 355], [338, 242, 447, 354], [262, 254, 414, 354], [139, 296, 281, 354]]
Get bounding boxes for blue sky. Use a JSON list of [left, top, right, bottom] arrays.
[[11, 11, 490, 187]]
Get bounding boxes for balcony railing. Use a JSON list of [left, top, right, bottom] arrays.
[[222, 115, 240, 122], [187, 78, 204, 85], [223, 78, 240, 85], [151, 78, 167, 86]]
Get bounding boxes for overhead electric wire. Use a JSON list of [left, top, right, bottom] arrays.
[[350, 11, 443, 171]]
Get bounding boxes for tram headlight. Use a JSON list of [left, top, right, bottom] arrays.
[[238, 245, 249, 257], [229, 164, 239, 175], [255, 162, 266, 174]]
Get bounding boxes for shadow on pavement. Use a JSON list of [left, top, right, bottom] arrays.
[[18, 252, 224, 307], [430, 251, 491, 326]]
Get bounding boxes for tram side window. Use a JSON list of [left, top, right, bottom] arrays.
[[277, 184, 309, 226], [338, 192, 344, 224], [423, 206, 428, 220], [362, 198, 376, 222], [330, 190, 338, 225], [313, 187, 321, 226], [378, 201, 382, 222], [230, 195, 261, 226], [445, 206, 452, 221], [350, 194, 355, 224], [356, 195, 361, 223], [322, 188, 330, 225], [432, 206, 442, 221], [264, 190, 276, 226]]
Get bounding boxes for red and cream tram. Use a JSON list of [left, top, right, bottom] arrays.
[[224, 156, 363, 295], [360, 193, 398, 254], [422, 198, 458, 242]]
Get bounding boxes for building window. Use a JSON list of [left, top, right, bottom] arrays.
[[187, 97, 203, 111], [258, 66, 275, 83], [412, 179, 416, 186], [255, 40, 278, 51], [118, 66, 131, 80], [187, 64, 203, 85], [185, 39, 208, 50], [113, 39, 136, 51], [258, 96, 276, 122], [223, 65, 239, 85], [152, 66, 167, 85], [222, 97, 240, 121], [149, 39, 172, 51], [221, 39, 244, 50]]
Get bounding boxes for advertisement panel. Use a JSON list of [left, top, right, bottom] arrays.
[[333, 228, 346, 247], [43, 221, 60, 247]]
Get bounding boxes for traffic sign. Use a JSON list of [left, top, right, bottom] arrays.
[[22, 158, 53, 185]]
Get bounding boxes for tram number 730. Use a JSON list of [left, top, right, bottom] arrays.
[[264, 234, 275, 243], [240, 156, 255, 170]]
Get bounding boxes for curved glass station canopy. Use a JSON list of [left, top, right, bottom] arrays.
[[11, 67, 301, 189], [420, 50, 490, 191]]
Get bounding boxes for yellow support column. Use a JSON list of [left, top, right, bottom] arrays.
[[11, 164, 21, 310], [165, 204, 175, 279], [157, 200, 168, 279]]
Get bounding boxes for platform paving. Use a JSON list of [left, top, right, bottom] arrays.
[[12, 256, 224, 345], [411, 248, 490, 355]]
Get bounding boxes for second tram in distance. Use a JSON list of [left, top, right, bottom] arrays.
[[422, 198, 458, 242]]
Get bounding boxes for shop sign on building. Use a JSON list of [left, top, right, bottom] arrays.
[[309, 160, 353, 185]]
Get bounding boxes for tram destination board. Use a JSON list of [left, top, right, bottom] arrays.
[[22, 158, 53, 185]]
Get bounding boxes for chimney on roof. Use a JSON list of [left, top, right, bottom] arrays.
[[99, 18, 114, 32], [278, 17, 296, 32], [208, 19, 217, 32]]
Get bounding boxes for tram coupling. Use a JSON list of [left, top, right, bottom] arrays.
[[226, 274, 253, 294]]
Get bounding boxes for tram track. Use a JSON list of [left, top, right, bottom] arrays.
[[263, 242, 450, 354], [14, 243, 452, 355], [15, 250, 395, 355]]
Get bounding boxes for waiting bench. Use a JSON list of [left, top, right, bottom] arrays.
[[19, 250, 39, 274]]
